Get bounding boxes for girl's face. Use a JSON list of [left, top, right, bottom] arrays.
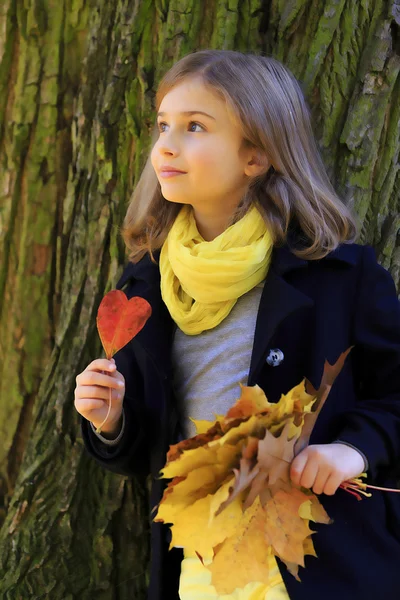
[[151, 77, 260, 221]]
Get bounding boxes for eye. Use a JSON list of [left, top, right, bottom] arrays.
[[157, 120, 205, 133], [188, 121, 204, 132]]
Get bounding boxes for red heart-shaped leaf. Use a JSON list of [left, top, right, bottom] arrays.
[[96, 290, 152, 359]]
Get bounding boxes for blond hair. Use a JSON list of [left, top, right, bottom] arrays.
[[120, 49, 359, 263]]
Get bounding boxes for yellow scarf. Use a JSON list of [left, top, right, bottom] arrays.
[[159, 204, 274, 335]]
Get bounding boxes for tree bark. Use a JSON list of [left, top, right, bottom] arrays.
[[0, 0, 398, 597]]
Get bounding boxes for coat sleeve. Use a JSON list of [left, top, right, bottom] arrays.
[[335, 244, 400, 481], [80, 277, 150, 478]]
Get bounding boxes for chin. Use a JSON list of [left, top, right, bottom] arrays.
[[162, 195, 191, 206]]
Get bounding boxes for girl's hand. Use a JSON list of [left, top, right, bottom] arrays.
[[74, 358, 125, 433], [290, 443, 365, 496]]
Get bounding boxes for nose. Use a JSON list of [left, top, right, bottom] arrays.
[[158, 142, 179, 156], [156, 129, 181, 156], [160, 146, 177, 157]]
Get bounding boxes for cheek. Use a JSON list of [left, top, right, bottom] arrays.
[[189, 143, 238, 177], [187, 142, 214, 167], [150, 145, 157, 169]]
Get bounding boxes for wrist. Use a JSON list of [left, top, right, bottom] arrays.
[[332, 440, 369, 472], [90, 411, 125, 444], [100, 414, 123, 437]]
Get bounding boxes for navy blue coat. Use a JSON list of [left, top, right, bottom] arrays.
[[81, 239, 400, 599]]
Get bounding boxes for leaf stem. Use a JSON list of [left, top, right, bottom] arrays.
[[340, 474, 400, 499], [360, 483, 400, 493], [95, 369, 112, 434]]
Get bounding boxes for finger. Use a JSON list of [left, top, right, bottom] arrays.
[[323, 472, 343, 496], [312, 469, 332, 495], [76, 360, 116, 384], [79, 371, 124, 391], [88, 359, 117, 373], [299, 459, 319, 490], [290, 451, 309, 486], [75, 385, 123, 401], [74, 397, 105, 412]]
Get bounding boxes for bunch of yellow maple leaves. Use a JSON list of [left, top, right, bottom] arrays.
[[154, 348, 354, 594]]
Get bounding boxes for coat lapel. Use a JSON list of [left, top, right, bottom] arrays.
[[247, 245, 313, 385], [247, 240, 359, 385]]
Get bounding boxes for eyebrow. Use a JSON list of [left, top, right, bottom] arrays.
[[157, 110, 216, 121]]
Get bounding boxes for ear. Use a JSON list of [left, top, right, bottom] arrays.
[[244, 149, 270, 177]]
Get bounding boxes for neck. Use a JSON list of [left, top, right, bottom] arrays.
[[192, 207, 235, 241]]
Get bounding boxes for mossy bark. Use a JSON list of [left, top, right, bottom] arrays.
[[0, 0, 398, 598]]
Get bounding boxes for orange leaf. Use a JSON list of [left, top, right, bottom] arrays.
[[94, 290, 151, 434], [96, 290, 152, 359]]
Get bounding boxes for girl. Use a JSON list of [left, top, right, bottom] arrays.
[[74, 50, 400, 599]]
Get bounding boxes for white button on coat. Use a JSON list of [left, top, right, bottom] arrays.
[[266, 348, 284, 366]]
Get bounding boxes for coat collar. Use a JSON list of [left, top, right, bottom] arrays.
[[116, 241, 358, 289], [272, 238, 358, 275]]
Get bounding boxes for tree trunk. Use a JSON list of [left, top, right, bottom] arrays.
[[0, 0, 398, 597]]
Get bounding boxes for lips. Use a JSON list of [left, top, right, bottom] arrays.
[[160, 167, 187, 173], [160, 170, 186, 178]]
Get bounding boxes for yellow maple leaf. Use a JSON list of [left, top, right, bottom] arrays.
[[160, 442, 239, 480], [165, 477, 243, 558], [225, 384, 273, 419], [156, 446, 241, 524], [190, 414, 225, 435], [208, 496, 272, 593]]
